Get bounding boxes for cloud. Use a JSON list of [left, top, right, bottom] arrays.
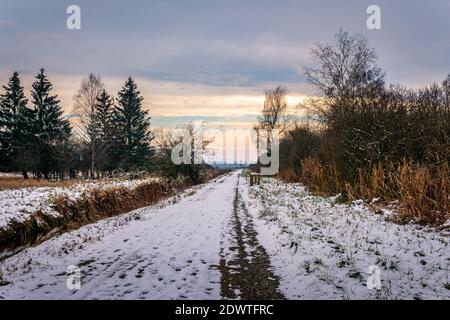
[[2, 0, 448, 163], [1, 0, 449, 114]]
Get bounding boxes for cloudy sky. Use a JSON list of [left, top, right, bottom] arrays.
[[1, 0, 449, 162]]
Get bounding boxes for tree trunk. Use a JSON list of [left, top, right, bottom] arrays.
[[21, 171, 29, 179], [91, 147, 95, 180]]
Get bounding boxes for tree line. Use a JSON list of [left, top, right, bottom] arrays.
[[0, 70, 152, 179], [274, 30, 449, 181]]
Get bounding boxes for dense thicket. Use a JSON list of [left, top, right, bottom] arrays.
[[269, 30, 449, 225]]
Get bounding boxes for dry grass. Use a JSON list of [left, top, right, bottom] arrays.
[[299, 157, 340, 195], [0, 176, 78, 190], [278, 169, 298, 182], [344, 161, 449, 225], [396, 162, 448, 225], [53, 181, 172, 231], [297, 157, 449, 226], [0, 170, 226, 252], [0, 181, 173, 251]]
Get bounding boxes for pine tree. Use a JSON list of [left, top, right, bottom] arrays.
[[113, 77, 152, 170], [30, 69, 71, 179], [0, 71, 31, 176], [94, 90, 114, 144], [92, 89, 115, 172]]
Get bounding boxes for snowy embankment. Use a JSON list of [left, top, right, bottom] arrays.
[[0, 172, 448, 300], [0, 173, 236, 299], [241, 178, 450, 299], [0, 178, 156, 231]]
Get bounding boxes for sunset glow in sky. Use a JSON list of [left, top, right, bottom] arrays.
[[1, 0, 450, 162]]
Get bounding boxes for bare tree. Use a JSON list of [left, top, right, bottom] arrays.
[[72, 74, 104, 178], [155, 121, 214, 184], [262, 86, 288, 132], [257, 86, 291, 160], [184, 121, 214, 165], [443, 74, 450, 114], [305, 29, 385, 105]]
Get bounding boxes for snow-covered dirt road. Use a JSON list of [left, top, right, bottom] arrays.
[[0, 171, 283, 299], [0, 171, 449, 300]]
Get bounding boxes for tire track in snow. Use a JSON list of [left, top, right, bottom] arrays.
[[1, 172, 263, 299], [212, 174, 284, 300]]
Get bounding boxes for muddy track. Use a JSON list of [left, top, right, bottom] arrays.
[[214, 175, 284, 300]]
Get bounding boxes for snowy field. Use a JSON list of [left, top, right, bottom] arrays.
[[0, 171, 448, 300], [243, 179, 450, 299], [0, 178, 158, 231]]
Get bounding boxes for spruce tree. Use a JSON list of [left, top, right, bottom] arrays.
[[30, 69, 71, 178], [113, 77, 152, 170], [0, 71, 31, 176], [94, 90, 114, 144], [92, 89, 115, 172]]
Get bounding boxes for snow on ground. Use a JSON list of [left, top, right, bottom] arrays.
[[241, 178, 450, 300], [0, 173, 236, 299], [0, 173, 23, 177], [0, 178, 158, 230], [0, 171, 448, 300]]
